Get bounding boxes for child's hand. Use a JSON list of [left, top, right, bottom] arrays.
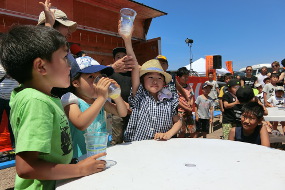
[[118, 20, 134, 39], [94, 77, 112, 99], [77, 153, 106, 176], [154, 132, 171, 141], [39, 0, 55, 27]]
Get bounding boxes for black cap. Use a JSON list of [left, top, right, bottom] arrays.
[[236, 86, 254, 103], [112, 47, 126, 58], [227, 79, 240, 87]]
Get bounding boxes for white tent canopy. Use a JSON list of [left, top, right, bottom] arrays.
[[184, 58, 230, 76]]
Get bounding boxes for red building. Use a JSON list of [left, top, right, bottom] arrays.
[[0, 0, 167, 65]]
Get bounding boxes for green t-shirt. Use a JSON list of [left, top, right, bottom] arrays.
[[10, 87, 73, 190]]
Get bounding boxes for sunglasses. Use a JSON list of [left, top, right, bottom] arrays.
[[246, 69, 252, 71], [272, 65, 279, 68]]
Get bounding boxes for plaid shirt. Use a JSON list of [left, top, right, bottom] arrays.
[[124, 84, 178, 142]]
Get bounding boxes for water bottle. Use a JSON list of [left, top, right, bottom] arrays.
[[94, 74, 121, 99]]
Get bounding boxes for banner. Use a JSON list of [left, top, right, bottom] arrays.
[[205, 55, 216, 80], [225, 61, 233, 74]]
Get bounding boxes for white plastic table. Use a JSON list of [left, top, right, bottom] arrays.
[[264, 107, 285, 121], [56, 138, 285, 190]]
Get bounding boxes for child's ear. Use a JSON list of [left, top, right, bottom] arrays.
[[72, 80, 80, 87], [33, 58, 47, 75]]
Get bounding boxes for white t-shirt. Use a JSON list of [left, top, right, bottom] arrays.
[[205, 80, 219, 100], [256, 73, 269, 87], [267, 96, 285, 107], [256, 92, 265, 105]]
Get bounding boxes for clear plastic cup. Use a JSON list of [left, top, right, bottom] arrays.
[[84, 132, 108, 160], [120, 8, 137, 35], [94, 74, 121, 99]]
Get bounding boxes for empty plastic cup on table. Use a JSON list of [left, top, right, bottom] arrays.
[[84, 132, 109, 160], [120, 8, 137, 35]]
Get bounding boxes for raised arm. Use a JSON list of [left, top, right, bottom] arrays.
[[118, 22, 140, 95], [39, 0, 55, 27]]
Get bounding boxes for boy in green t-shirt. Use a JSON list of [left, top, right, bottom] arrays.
[[0, 25, 106, 189]]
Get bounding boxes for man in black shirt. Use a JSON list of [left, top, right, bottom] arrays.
[[240, 66, 257, 88]]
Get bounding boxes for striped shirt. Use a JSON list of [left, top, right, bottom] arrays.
[[124, 84, 178, 142], [0, 64, 19, 100]]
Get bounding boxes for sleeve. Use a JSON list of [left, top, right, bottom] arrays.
[[218, 87, 224, 98], [16, 99, 55, 154], [61, 92, 79, 107], [262, 84, 268, 93], [267, 96, 273, 103], [195, 96, 200, 105], [128, 84, 144, 109]]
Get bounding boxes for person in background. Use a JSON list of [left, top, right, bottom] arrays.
[[222, 79, 241, 139], [176, 67, 195, 138], [256, 66, 270, 87], [228, 102, 270, 147], [156, 55, 192, 105], [218, 73, 233, 113], [205, 72, 219, 107], [240, 66, 257, 88], [266, 86, 285, 134], [263, 73, 279, 106], [70, 43, 86, 58], [0, 65, 19, 148], [0, 25, 106, 190], [61, 56, 127, 159], [255, 83, 264, 105], [268, 61, 285, 86], [194, 82, 214, 138], [108, 47, 133, 145]]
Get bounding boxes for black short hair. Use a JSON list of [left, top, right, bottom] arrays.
[[208, 72, 214, 75], [176, 67, 190, 77], [270, 73, 279, 78], [0, 25, 67, 83], [241, 102, 264, 119]]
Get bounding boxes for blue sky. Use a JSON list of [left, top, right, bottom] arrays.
[[135, 0, 285, 71]]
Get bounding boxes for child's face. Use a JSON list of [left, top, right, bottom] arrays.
[[73, 72, 101, 99], [264, 79, 270, 84], [177, 74, 188, 86], [225, 77, 231, 83], [229, 85, 240, 95], [241, 112, 260, 131], [270, 76, 278, 84], [202, 85, 212, 95], [257, 86, 263, 93], [47, 46, 70, 88], [114, 52, 127, 61], [275, 90, 284, 98], [143, 72, 165, 95], [208, 74, 214, 80], [158, 60, 168, 72]]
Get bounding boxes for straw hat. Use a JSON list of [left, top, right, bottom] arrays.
[[139, 59, 172, 84], [38, 9, 77, 33]]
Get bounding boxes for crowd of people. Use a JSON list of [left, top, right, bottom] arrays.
[[0, 0, 284, 189]]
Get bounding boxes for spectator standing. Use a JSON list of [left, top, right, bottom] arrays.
[[108, 47, 133, 145], [218, 73, 233, 113], [176, 67, 195, 138], [228, 102, 270, 147], [268, 61, 285, 86], [266, 86, 285, 134], [263, 73, 279, 105], [240, 66, 257, 88], [222, 79, 241, 139], [194, 83, 214, 138], [256, 66, 270, 87], [205, 72, 219, 104]]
